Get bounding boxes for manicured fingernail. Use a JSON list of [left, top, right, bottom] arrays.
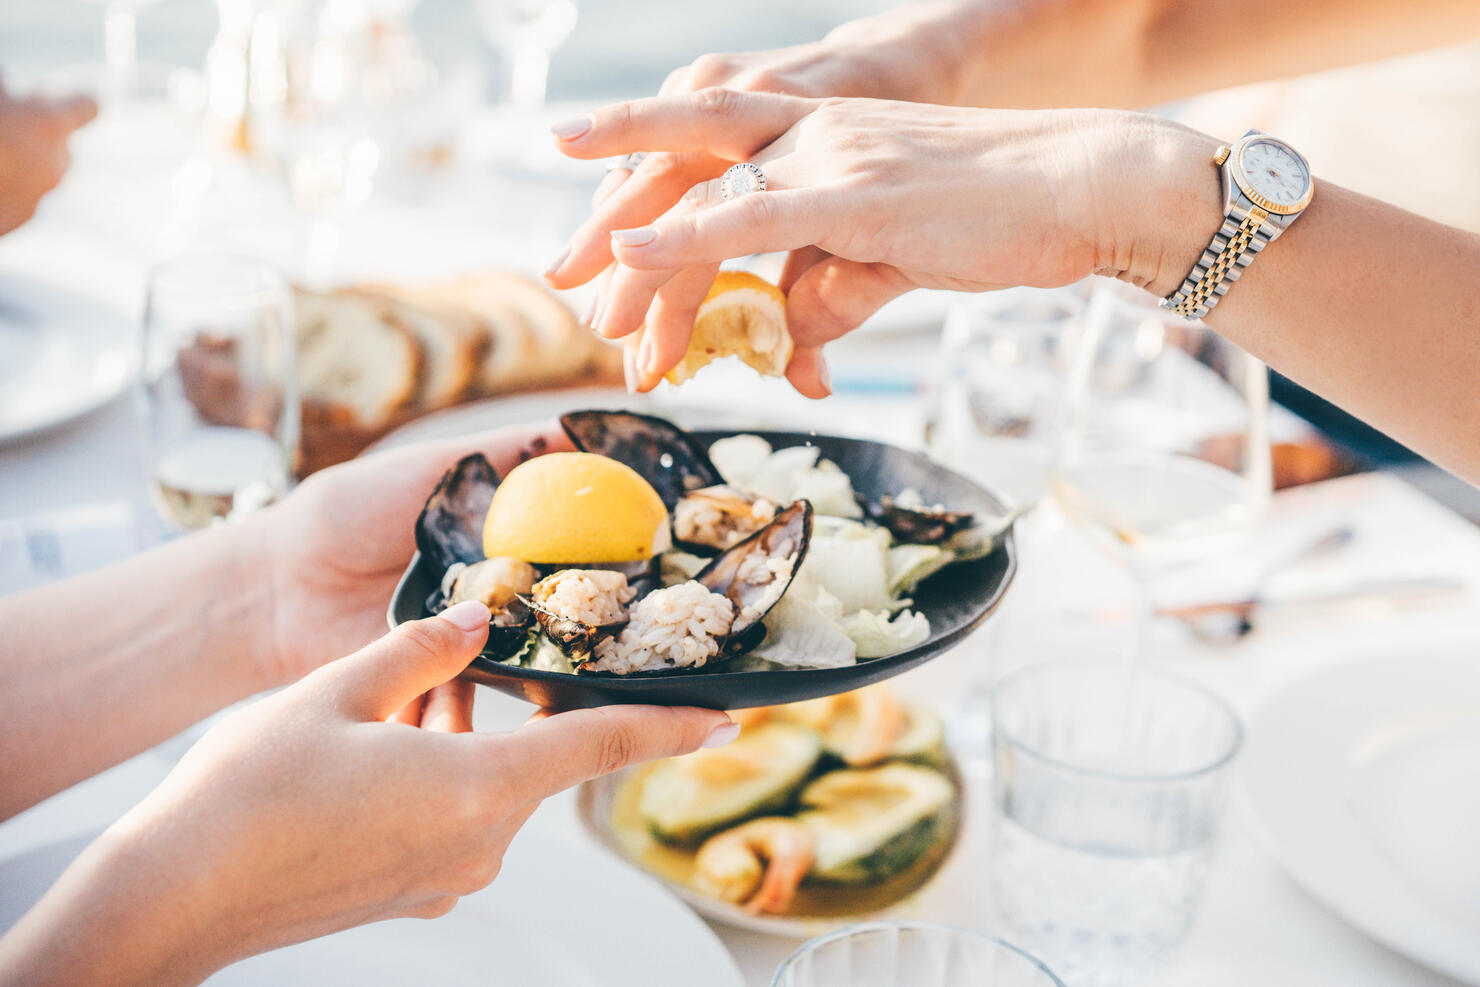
[[702, 721, 741, 748], [441, 600, 491, 632], [637, 330, 655, 374], [543, 244, 570, 278], [550, 116, 592, 140], [611, 227, 657, 248], [623, 344, 639, 393]]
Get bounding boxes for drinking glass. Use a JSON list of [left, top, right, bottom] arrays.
[[772, 921, 1065, 987], [989, 660, 1242, 986], [138, 254, 298, 530], [927, 287, 1083, 769], [78, 0, 165, 104], [1055, 279, 1270, 656], [476, 0, 578, 113]]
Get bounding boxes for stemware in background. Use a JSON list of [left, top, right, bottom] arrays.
[[476, 0, 578, 115], [989, 660, 1242, 986], [138, 254, 298, 531], [77, 0, 165, 106], [1055, 279, 1271, 657], [926, 288, 1084, 768], [772, 921, 1066, 987]]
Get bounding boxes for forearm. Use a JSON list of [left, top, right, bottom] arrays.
[[0, 520, 274, 819], [1124, 121, 1480, 482], [940, 0, 1480, 109]]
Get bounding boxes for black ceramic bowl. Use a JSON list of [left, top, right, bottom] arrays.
[[388, 430, 1015, 709]]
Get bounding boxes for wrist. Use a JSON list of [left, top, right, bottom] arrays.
[[225, 509, 287, 693], [1093, 115, 1224, 299]]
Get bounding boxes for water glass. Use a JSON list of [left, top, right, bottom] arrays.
[[772, 921, 1065, 987], [138, 254, 297, 530], [988, 660, 1242, 986], [928, 287, 1084, 510]]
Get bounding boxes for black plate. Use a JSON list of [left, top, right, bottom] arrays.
[[387, 430, 1015, 709]]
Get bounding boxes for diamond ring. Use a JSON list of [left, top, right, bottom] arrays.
[[720, 162, 767, 200], [605, 152, 647, 173]]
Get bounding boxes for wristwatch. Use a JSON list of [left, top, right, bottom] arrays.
[[1161, 130, 1314, 320]]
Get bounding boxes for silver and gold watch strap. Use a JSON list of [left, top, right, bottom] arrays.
[[1161, 206, 1271, 320]]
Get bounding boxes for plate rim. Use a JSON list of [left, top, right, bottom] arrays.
[[1239, 651, 1480, 984]]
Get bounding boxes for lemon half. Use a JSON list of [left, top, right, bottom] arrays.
[[482, 452, 670, 564], [664, 271, 793, 385]]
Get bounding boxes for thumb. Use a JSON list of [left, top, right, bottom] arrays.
[[326, 601, 490, 721], [785, 257, 913, 349], [493, 705, 738, 803]]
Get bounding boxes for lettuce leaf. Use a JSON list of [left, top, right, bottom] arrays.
[[841, 608, 932, 658]]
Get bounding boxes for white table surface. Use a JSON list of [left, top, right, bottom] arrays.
[[4, 103, 1479, 987]]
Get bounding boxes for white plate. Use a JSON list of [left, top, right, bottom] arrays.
[[0, 274, 134, 443], [1241, 652, 1480, 984], [0, 827, 743, 987]]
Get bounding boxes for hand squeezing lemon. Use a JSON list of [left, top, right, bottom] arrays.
[[634, 271, 794, 386]]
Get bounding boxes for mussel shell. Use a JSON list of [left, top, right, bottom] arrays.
[[696, 499, 813, 639], [483, 605, 537, 661], [415, 453, 499, 574], [522, 596, 628, 661], [862, 495, 974, 545], [672, 484, 776, 556], [560, 410, 723, 510]]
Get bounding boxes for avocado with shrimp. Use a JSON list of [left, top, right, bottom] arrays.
[[796, 763, 956, 884], [638, 722, 823, 846]]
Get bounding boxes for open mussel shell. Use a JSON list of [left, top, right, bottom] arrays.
[[672, 484, 778, 555], [415, 453, 499, 574], [861, 495, 974, 545], [523, 596, 627, 661], [696, 499, 813, 640], [561, 410, 723, 510], [483, 600, 537, 661]]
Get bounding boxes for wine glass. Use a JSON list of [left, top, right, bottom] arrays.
[[1055, 279, 1271, 656], [476, 0, 578, 114], [138, 254, 298, 531], [77, 0, 165, 105], [927, 287, 1085, 770]]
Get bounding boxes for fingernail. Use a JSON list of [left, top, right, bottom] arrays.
[[817, 357, 832, 396], [611, 227, 657, 248], [702, 720, 741, 748], [543, 244, 571, 278], [550, 116, 592, 140], [623, 343, 639, 393], [637, 330, 655, 374], [441, 600, 491, 633]]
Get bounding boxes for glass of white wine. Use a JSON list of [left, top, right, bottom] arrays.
[[1055, 279, 1271, 656], [476, 0, 578, 114], [138, 254, 298, 531]]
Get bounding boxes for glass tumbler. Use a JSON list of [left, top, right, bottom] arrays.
[[772, 921, 1065, 987], [988, 660, 1242, 986], [138, 254, 298, 530]]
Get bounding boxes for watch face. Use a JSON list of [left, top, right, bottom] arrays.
[[1239, 139, 1311, 210]]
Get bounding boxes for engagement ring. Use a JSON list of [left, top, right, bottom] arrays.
[[606, 152, 648, 173], [720, 162, 767, 200]]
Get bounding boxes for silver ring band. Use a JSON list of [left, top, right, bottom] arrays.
[[720, 162, 767, 200], [605, 152, 647, 174]]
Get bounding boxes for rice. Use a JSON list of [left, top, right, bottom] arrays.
[[588, 581, 736, 674], [533, 569, 636, 626], [733, 548, 797, 625], [673, 487, 777, 550]]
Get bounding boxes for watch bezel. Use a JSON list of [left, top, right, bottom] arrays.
[[1229, 134, 1313, 216]]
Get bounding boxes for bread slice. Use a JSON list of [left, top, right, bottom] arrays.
[[293, 287, 420, 430], [369, 279, 538, 394], [348, 289, 483, 409]]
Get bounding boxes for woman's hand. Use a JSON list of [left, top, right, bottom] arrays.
[[247, 423, 571, 688], [0, 83, 95, 236], [547, 91, 1216, 396], [0, 605, 737, 986]]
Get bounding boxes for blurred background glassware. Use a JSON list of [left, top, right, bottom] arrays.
[[476, 0, 578, 115], [927, 287, 1083, 773], [988, 660, 1242, 987], [138, 254, 298, 531], [1055, 279, 1271, 657], [77, 0, 165, 106], [771, 921, 1065, 987]]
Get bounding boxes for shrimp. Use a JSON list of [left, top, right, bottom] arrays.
[[693, 817, 814, 915], [776, 684, 907, 767]]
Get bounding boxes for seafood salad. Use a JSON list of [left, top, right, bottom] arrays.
[[412, 410, 997, 677]]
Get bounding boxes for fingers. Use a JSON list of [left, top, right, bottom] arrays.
[[785, 345, 832, 400], [551, 89, 818, 163], [785, 256, 914, 348], [421, 678, 476, 734], [325, 602, 490, 721], [779, 246, 831, 294], [491, 705, 738, 803], [387, 694, 427, 726], [633, 263, 720, 388], [49, 95, 97, 132], [610, 185, 826, 273]]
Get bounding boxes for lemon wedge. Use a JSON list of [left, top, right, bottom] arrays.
[[482, 452, 670, 564], [664, 271, 793, 385]]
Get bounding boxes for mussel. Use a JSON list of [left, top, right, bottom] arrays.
[[561, 410, 723, 510], [673, 484, 779, 553], [695, 499, 813, 642], [523, 569, 635, 662], [859, 495, 974, 545]]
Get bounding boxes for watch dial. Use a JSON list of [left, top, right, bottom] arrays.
[[1240, 140, 1310, 207]]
